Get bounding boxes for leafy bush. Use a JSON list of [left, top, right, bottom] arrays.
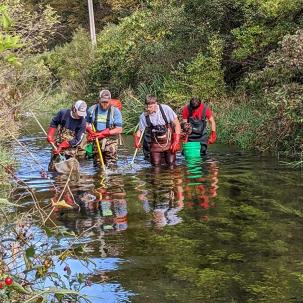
[[44, 28, 96, 100], [3, 0, 59, 55]]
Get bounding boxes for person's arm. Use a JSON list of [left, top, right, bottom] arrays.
[[110, 108, 123, 135], [86, 105, 97, 129], [208, 116, 216, 132], [47, 110, 63, 144], [207, 115, 217, 144], [134, 114, 146, 148], [172, 117, 181, 134], [49, 110, 63, 128], [108, 126, 122, 135], [171, 116, 181, 153], [182, 105, 189, 123]]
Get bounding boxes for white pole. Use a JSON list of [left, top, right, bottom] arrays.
[[87, 0, 97, 46]]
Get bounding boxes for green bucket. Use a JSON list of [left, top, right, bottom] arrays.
[[85, 143, 94, 157], [182, 141, 201, 159]]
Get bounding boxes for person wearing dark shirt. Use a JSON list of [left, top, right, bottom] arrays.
[[46, 100, 87, 171], [182, 97, 216, 156]]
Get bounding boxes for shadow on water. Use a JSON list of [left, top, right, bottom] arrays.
[[13, 130, 303, 303]]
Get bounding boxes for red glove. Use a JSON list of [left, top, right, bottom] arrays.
[[95, 128, 111, 140], [53, 140, 70, 155], [47, 127, 56, 144], [86, 126, 95, 135], [134, 134, 141, 148], [208, 131, 217, 144], [86, 126, 97, 142], [170, 133, 181, 153]]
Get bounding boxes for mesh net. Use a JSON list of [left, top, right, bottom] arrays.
[[54, 158, 80, 174]]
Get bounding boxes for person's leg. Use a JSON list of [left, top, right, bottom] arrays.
[[143, 132, 151, 161], [103, 139, 118, 168], [164, 151, 176, 167], [48, 154, 59, 171], [151, 151, 162, 166], [200, 143, 208, 157]]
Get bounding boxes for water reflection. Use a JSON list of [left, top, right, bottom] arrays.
[[183, 159, 219, 214], [133, 159, 219, 228], [14, 134, 303, 303]]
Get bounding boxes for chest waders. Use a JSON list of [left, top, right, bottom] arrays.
[[187, 104, 208, 156], [143, 105, 169, 160], [49, 110, 80, 172], [93, 105, 118, 166], [143, 105, 175, 166]]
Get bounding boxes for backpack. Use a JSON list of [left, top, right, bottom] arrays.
[[110, 99, 122, 111]]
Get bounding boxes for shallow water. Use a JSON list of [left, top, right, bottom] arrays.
[[13, 128, 303, 303]]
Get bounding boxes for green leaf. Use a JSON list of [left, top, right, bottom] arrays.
[[26, 245, 35, 258], [43, 226, 53, 237], [10, 281, 31, 295], [1, 14, 12, 29]]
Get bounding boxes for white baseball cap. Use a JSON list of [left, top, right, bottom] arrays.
[[74, 100, 87, 117]]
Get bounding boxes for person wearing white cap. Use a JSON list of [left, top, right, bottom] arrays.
[[46, 100, 87, 171], [86, 89, 123, 167]]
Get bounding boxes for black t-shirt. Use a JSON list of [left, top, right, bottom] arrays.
[[50, 109, 86, 147]]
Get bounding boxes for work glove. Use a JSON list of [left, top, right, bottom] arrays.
[[170, 133, 181, 154], [208, 131, 217, 144], [86, 126, 95, 135], [95, 128, 111, 140], [133, 133, 142, 149], [86, 126, 97, 142], [53, 140, 70, 155], [47, 127, 56, 144]]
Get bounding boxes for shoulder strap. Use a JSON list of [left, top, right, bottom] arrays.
[[93, 104, 98, 129], [93, 105, 113, 129], [106, 105, 112, 129], [159, 104, 169, 125], [145, 114, 152, 127], [188, 104, 207, 121], [188, 105, 193, 118], [201, 103, 207, 121]]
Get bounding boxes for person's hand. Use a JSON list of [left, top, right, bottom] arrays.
[[95, 128, 111, 140], [181, 122, 192, 134], [208, 131, 217, 144], [53, 140, 70, 155], [134, 134, 142, 148], [86, 126, 95, 135], [47, 127, 56, 144], [86, 126, 97, 142], [170, 133, 181, 153], [87, 133, 96, 142]]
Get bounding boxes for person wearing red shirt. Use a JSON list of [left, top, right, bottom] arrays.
[[181, 97, 216, 156]]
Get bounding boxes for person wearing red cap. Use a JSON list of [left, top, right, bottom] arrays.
[[46, 100, 87, 171], [181, 97, 216, 156]]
